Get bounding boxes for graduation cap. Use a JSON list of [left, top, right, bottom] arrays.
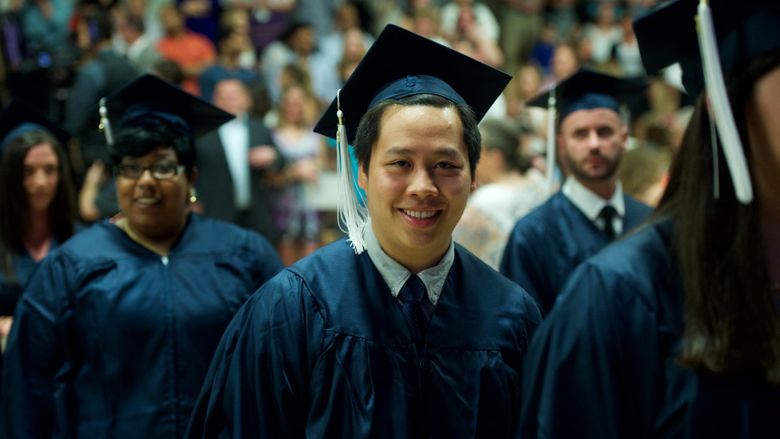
[[634, 0, 780, 204], [99, 73, 234, 146], [527, 68, 647, 191], [527, 68, 647, 122], [314, 24, 509, 142], [313, 24, 511, 254], [0, 100, 71, 157]]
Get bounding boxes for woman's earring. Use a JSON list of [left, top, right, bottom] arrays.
[[189, 187, 198, 204]]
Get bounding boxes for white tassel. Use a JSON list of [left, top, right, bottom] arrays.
[[335, 89, 368, 254], [696, 0, 753, 203], [545, 88, 557, 194], [99, 97, 113, 146]]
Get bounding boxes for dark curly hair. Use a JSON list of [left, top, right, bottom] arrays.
[[109, 112, 196, 174]]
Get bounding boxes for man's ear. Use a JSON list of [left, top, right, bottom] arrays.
[[357, 163, 367, 190], [556, 133, 565, 158], [620, 124, 629, 149]]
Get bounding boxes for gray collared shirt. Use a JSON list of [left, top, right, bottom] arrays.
[[364, 220, 454, 307]]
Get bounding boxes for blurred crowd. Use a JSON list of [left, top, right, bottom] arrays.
[[0, 0, 687, 265]]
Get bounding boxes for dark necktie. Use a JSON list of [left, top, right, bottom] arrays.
[[599, 205, 617, 240], [398, 275, 429, 343]]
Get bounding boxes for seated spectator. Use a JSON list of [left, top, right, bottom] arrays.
[[156, 4, 217, 96], [319, 1, 374, 65], [618, 142, 673, 207], [177, 0, 221, 45], [337, 28, 368, 84], [260, 20, 339, 107], [270, 84, 325, 265], [63, 8, 139, 179], [114, 7, 161, 73], [199, 27, 261, 103], [582, 1, 623, 66], [454, 118, 549, 269], [195, 78, 284, 242], [447, 1, 503, 68]]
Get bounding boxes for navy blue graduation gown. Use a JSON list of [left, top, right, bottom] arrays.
[[0, 238, 66, 315], [1, 215, 283, 438], [520, 220, 780, 438], [185, 239, 542, 438], [499, 192, 651, 314]]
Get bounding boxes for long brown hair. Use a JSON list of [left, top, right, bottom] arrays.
[[655, 48, 780, 383], [0, 131, 76, 252]]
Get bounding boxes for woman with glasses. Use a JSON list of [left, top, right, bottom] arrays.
[[1, 75, 283, 438]]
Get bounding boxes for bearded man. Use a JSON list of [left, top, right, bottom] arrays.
[[500, 68, 652, 314]]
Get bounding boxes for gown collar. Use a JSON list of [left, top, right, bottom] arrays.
[[363, 219, 453, 306]]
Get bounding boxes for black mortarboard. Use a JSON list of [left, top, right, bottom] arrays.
[[100, 73, 233, 144], [312, 24, 511, 255], [633, 0, 780, 204], [0, 100, 71, 156], [527, 68, 648, 122], [313, 24, 511, 142], [634, 0, 780, 96]]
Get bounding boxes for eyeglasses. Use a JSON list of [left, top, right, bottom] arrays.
[[116, 162, 186, 180]]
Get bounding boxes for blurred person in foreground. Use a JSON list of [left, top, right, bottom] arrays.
[[520, 1, 780, 437], [0, 75, 283, 438], [453, 117, 549, 269], [186, 24, 541, 438]]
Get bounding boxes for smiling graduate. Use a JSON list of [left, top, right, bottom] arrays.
[[185, 24, 541, 438], [0, 75, 283, 438]]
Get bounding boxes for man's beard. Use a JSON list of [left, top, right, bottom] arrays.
[[563, 152, 621, 183]]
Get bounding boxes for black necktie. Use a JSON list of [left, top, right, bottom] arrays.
[[398, 275, 429, 343], [599, 205, 617, 240]]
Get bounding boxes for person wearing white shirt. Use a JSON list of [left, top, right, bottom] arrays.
[[501, 69, 653, 314]]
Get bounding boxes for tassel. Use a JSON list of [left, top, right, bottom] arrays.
[[335, 89, 368, 254], [545, 88, 557, 193], [99, 97, 113, 146], [696, 0, 753, 203]]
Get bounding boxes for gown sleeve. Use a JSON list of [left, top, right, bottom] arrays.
[[0, 252, 80, 438], [185, 270, 326, 438], [500, 222, 551, 313], [519, 260, 662, 439], [245, 231, 284, 286]]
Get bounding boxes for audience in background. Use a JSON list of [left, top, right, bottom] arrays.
[[454, 118, 549, 269], [270, 83, 324, 265], [157, 4, 217, 96], [0, 0, 678, 270]]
